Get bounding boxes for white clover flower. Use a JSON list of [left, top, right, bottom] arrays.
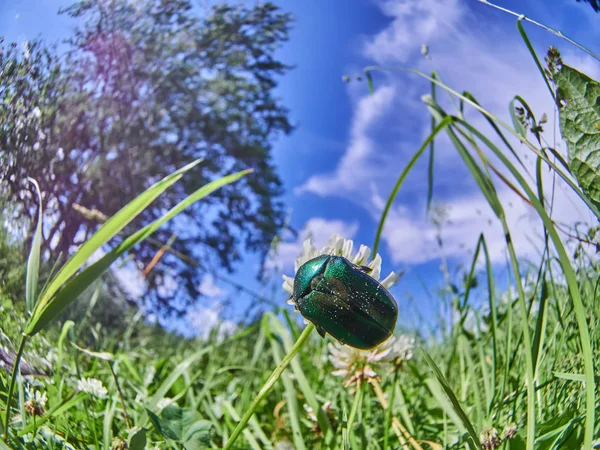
[[480, 427, 501, 450], [143, 365, 156, 387], [303, 401, 336, 437], [328, 341, 391, 393], [328, 333, 415, 392], [22, 40, 31, 60], [274, 441, 295, 450], [77, 378, 108, 399], [282, 234, 402, 301], [24, 387, 47, 416], [379, 334, 415, 367], [156, 397, 174, 412]]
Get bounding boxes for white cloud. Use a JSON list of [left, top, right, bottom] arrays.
[[363, 0, 465, 64], [296, 85, 396, 197], [267, 217, 359, 271], [295, 0, 600, 268]]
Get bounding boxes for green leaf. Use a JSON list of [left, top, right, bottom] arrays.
[[422, 349, 482, 449], [29, 159, 202, 328], [509, 97, 527, 140], [71, 342, 114, 361], [149, 347, 213, 409], [25, 178, 43, 314], [556, 64, 600, 208], [25, 167, 250, 335], [553, 371, 586, 382], [128, 427, 147, 450], [147, 406, 214, 447], [147, 408, 180, 441]]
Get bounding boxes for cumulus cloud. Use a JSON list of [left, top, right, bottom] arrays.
[[296, 85, 396, 197], [363, 0, 465, 64], [294, 0, 600, 268], [267, 217, 360, 271]]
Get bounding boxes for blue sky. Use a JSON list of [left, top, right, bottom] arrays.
[[3, 0, 600, 336]]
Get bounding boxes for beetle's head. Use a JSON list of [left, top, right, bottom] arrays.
[[292, 255, 331, 304]]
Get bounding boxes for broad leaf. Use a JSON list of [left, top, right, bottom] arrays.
[[556, 64, 600, 208], [147, 406, 214, 448], [128, 427, 147, 450]]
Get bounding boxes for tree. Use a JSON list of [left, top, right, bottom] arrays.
[[0, 1, 293, 316], [576, 0, 600, 12]]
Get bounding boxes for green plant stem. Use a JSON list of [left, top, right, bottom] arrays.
[[346, 380, 365, 447], [383, 371, 399, 450], [371, 379, 420, 450], [222, 323, 314, 450], [478, 0, 600, 62], [3, 335, 28, 439], [109, 363, 131, 429]]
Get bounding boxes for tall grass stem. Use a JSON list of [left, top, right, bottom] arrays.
[[222, 323, 314, 450]]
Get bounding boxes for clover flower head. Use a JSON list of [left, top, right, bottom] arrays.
[[282, 234, 402, 303], [24, 387, 47, 416], [503, 423, 517, 440], [480, 427, 502, 450], [156, 397, 175, 412], [77, 378, 108, 399], [328, 341, 391, 393], [379, 334, 415, 367], [328, 332, 415, 391], [303, 401, 336, 437]]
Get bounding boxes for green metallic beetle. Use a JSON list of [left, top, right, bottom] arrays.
[[292, 254, 398, 350]]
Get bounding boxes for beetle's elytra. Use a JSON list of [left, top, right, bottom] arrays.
[[292, 255, 398, 350]]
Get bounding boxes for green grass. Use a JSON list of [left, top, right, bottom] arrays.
[[2, 4, 600, 449], [0, 241, 598, 449]]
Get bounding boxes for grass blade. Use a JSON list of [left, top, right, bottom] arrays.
[[25, 168, 249, 335], [265, 317, 306, 450], [32, 159, 202, 320], [25, 178, 43, 314], [455, 117, 596, 449], [422, 349, 482, 449], [373, 116, 452, 254]]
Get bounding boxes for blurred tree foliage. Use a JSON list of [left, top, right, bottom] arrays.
[[0, 0, 293, 316], [576, 0, 599, 12]]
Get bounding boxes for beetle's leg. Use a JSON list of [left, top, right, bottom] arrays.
[[286, 296, 297, 308], [315, 325, 327, 338], [356, 265, 373, 274]]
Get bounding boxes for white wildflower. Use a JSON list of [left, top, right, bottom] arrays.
[[143, 365, 156, 387], [31, 106, 41, 119], [328, 333, 415, 392], [77, 378, 108, 399], [156, 397, 174, 412], [379, 334, 415, 367], [303, 401, 336, 437], [328, 341, 391, 393], [22, 40, 31, 60], [480, 427, 501, 450], [24, 387, 47, 416], [282, 234, 402, 301], [274, 441, 295, 450]]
